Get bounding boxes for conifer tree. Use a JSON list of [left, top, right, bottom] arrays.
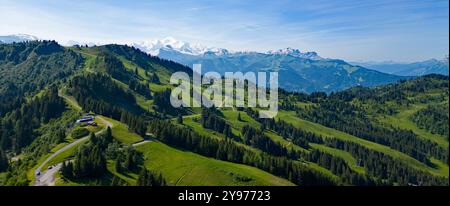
[[0, 149, 9, 172], [177, 114, 183, 124]]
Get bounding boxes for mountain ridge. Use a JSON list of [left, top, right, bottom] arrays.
[[0, 34, 39, 44], [0, 35, 411, 93], [352, 58, 449, 76]]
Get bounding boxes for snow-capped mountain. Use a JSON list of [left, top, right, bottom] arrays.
[[64, 40, 98, 47], [152, 41, 407, 93], [130, 37, 230, 56], [131, 37, 323, 60], [266, 47, 323, 60], [0, 34, 39, 44]]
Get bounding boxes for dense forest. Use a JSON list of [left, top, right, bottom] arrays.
[[0, 86, 66, 152], [67, 73, 143, 118], [0, 41, 83, 116], [295, 100, 447, 164], [412, 104, 449, 140]]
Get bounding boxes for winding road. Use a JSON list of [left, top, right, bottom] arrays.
[[34, 91, 114, 186], [34, 90, 154, 186], [34, 116, 112, 186]]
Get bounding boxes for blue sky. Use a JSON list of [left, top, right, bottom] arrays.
[[0, 0, 448, 62]]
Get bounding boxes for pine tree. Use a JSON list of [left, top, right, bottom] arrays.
[[136, 168, 149, 186], [151, 73, 160, 83], [115, 157, 122, 173], [90, 132, 97, 144], [57, 128, 65, 143], [0, 149, 9, 172], [136, 168, 166, 186], [177, 114, 183, 124], [105, 127, 113, 143], [158, 173, 167, 186], [61, 161, 73, 178], [111, 175, 125, 186]]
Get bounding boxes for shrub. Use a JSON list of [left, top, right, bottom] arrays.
[[71, 127, 90, 139]]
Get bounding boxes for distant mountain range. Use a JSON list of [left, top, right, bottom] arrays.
[[132, 37, 407, 93], [0, 34, 415, 93], [130, 37, 231, 56], [351, 59, 449, 76], [0, 34, 38, 44]]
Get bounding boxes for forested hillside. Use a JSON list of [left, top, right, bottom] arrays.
[[0, 41, 448, 186], [0, 41, 83, 116]]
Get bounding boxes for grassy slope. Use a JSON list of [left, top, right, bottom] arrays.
[[180, 111, 340, 181], [222, 110, 309, 151], [102, 117, 144, 145], [264, 131, 309, 153], [103, 117, 295, 186], [310, 143, 365, 174], [55, 122, 294, 186], [277, 110, 448, 177], [135, 141, 294, 186], [377, 103, 448, 148], [100, 116, 295, 186], [223, 109, 366, 177]]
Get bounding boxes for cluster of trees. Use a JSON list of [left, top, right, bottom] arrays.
[[69, 73, 150, 138], [323, 138, 448, 186], [200, 108, 234, 139], [241, 126, 288, 157], [296, 98, 447, 165], [327, 75, 448, 104], [61, 129, 113, 179], [0, 87, 66, 152], [70, 127, 90, 139], [399, 74, 449, 93], [114, 146, 142, 173], [100, 44, 192, 75], [0, 148, 8, 172], [0, 41, 83, 116], [68, 73, 145, 119], [136, 168, 166, 186], [306, 150, 375, 185], [1, 109, 79, 186], [243, 113, 375, 185], [0, 97, 23, 118], [150, 73, 160, 84], [61, 126, 155, 186], [93, 52, 153, 99], [144, 71, 160, 84], [153, 89, 185, 116], [120, 111, 148, 137], [148, 120, 337, 186], [61, 143, 106, 179], [412, 104, 449, 140], [94, 53, 133, 82], [128, 78, 151, 99], [260, 118, 325, 149]]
